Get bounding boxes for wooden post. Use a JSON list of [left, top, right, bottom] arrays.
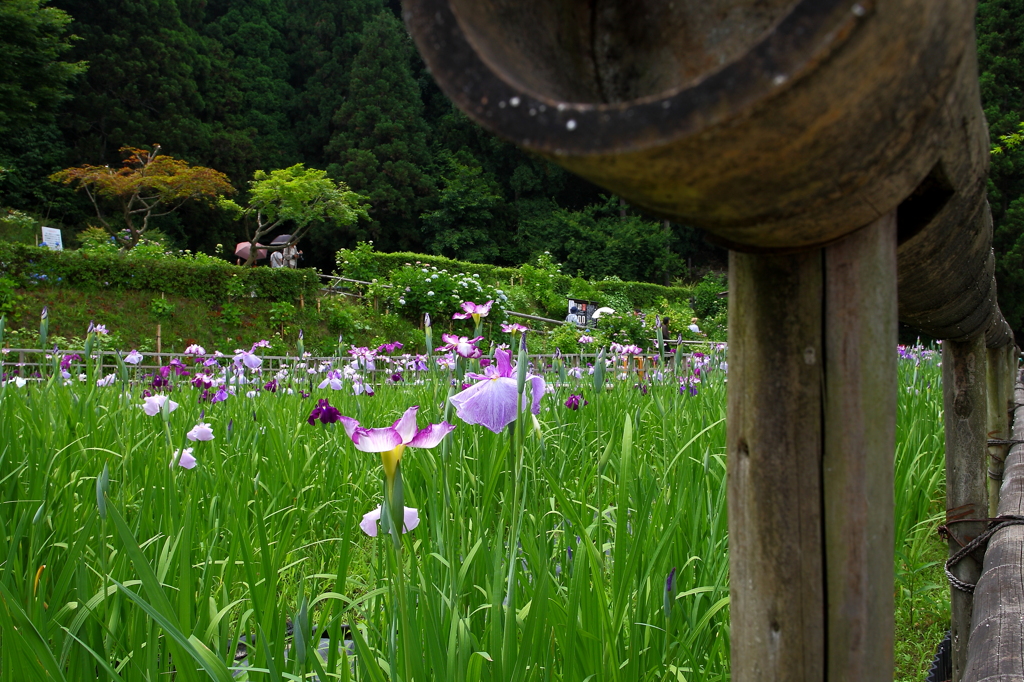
[[963, 379, 1024, 680], [156, 323, 162, 366], [729, 213, 897, 681], [822, 213, 897, 680], [987, 344, 1011, 517], [728, 248, 825, 681], [943, 334, 989, 682]]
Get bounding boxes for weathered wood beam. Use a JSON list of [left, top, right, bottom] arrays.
[[943, 335, 990, 682], [964, 376, 1024, 681], [823, 213, 897, 680], [728, 248, 825, 681], [728, 213, 897, 681]]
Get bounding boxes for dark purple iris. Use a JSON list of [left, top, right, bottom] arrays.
[[60, 354, 81, 371], [307, 398, 341, 425], [263, 379, 278, 393], [565, 394, 588, 410], [390, 372, 403, 383]]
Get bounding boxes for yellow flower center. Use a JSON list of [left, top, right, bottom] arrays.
[[381, 444, 406, 484]]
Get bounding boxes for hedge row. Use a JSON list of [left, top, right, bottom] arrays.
[[0, 242, 320, 303], [336, 248, 694, 308]]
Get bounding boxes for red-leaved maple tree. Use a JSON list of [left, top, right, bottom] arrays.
[[50, 145, 235, 249]]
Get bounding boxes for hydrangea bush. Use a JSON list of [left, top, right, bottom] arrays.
[[370, 263, 510, 324]]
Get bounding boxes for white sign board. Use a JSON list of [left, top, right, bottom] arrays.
[[40, 227, 63, 251]]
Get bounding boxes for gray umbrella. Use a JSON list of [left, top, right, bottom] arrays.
[[270, 234, 293, 246]]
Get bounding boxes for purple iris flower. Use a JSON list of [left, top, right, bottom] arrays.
[[318, 369, 344, 390], [307, 399, 342, 425], [234, 351, 262, 370], [60, 354, 81, 371], [376, 341, 404, 354], [565, 394, 588, 410], [665, 567, 677, 619], [211, 385, 230, 403], [263, 379, 278, 393], [124, 350, 144, 365], [449, 349, 545, 433]]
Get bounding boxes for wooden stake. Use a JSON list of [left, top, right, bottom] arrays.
[[943, 334, 988, 682], [963, 380, 1024, 680], [987, 344, 1011, 517], [822, 212, 897, 681], [728, 248, 825, 681]]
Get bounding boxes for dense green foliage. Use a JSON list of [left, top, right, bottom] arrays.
[[0, 0, 85, 136], [337, 242, 695, 312], [0, 242, 320, 303], [979, 0, 1024, 339]]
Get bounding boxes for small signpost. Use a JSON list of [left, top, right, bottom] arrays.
[[40, 227, 63, 251], [566, 298, 598, 326]]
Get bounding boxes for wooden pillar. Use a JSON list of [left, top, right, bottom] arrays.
[[943, 334, 989, 682], [822, 214, 897, 680], [728, 213, 897, 681], [987, 344, 1011, 517], [729, 247, 825, 681]]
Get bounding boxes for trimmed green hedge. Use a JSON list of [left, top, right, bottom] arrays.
[[336, 245, 694, 309], [0, 242, 320, 303]]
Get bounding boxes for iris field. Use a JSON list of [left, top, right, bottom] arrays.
[[0, 331, 946, 681]]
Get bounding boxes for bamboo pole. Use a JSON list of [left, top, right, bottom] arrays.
[[822, 213, 897, 680], [943, 334, 989, 682], [728, 248, 825, 680]]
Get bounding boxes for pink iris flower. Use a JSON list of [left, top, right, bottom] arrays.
[[439, 334, 483, 359], [124, 350, 144, 365], [449, 349, 545, 433], [339, 406, 455, 485], [452, 300, 493, 321], [186, 423, 215, 441], [360, 505, 420, 537], [171, 448, 196, 469], [501, 322, 528, 334], [141, 395, 179, 416]]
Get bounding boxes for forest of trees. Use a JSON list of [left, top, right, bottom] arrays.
[[0, 0, 721, 282], [1, 0, 1023, 333]]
